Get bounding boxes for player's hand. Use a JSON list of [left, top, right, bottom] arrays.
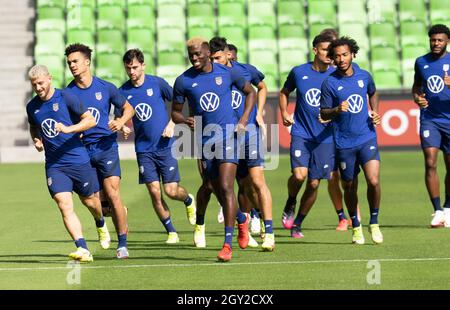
[[256, 113, 267, 140], [54, 122, 70, 134], [369, 111, 381, 126], [121, 125, 132, 140], [338, 100, 349, 113], [318, 113, 331, 124], [444, 71, 450, 88], [162, 121, 175, 138], [185, 117, 195, 130], [33, 138, 44, 152], [235, 121, 247, 135], [414, 93, 428, 108], [108, 119, 125, 132], [281, 112, 294, 127]]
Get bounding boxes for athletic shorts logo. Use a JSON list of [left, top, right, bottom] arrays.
[[52, 103, 59, 112], [147, 88, 153, 97], [215, 76, 222, 85], [231, 90, 242, 109], [135, 103, 153, 121], [41, 118, 59, 138], [200, 92, 220, 112], [305, 88, 321, 107], [423, 130, 430, 138], [358, 80, 364, 88], [347, 94, 364, 114], [294, 150, 301, 157], [47, 177, 52, 186], [427, 75, 444, 93], [340, 162, 346, 170], [88, 107, 100, 125], [95, 92, 102, 101], [139, 165, 144, 174]]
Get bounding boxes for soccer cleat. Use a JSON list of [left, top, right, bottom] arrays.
[[217, 205, 224, 224], [194, 224, 206, 248], [261, 233, 275, 252], [96, 223, 111, 250], [444, 209, 450, 228], [116, 247, 129, 259], [352, 225, 365, 245], [69, 247, 93, 262], [250, 214, 261, 235], [369, 224, 383, 244], [237, 214, 250, 249], [217, 243, 232, 262], [336, 219, 349, 231], [290, 225, 304, 239], [260, 218, 266, 239], [431, 210, 445, 228], [185, 194, 196, 225], [281, 207, 295, 230], [248, 234, 259, 248], [166, 232, 180, 244]]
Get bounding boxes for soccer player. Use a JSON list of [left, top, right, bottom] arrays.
[[209, 36, 275, 251], [227, 44, 238, 62], [320, 37, 383, 245], [280, 33, 351, 239], [119, 49, 197, 244], [412, 24, 450, 227], [65, 44, 134, 259], [171, 38, 257, 261], [26, 64, 110, 262]]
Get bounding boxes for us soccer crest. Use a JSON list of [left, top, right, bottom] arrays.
[[147, 88, 153, 97], [52, 103, 59, 112], [215, 76, 222, 85], [358, 80, 364, 88], [47, 177, 52, 186], [95, 92, 102, 100], [443, 64, 449, 72]]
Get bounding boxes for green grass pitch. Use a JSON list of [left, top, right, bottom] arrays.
[[1, 151, 450, 289]]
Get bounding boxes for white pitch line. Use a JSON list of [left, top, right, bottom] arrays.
[[1, 257, 450, 272]]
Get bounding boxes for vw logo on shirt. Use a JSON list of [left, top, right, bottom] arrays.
[[231, 91, 242, 109], [41, 118, 59, 138], [200, 92, 220, 112], [427, 75, 445, 94], [88, 107, 100, 125], [305, 88, 321, 107], [347, 94, 364, 114], [135, 103, 153, 121]]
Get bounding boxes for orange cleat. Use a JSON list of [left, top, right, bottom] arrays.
[[217, 244, 232, 262], [336, 219, 349, 231], [237, 214, 250, 249]]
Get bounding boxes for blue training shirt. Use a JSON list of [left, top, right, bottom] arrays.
[[65, 76, 126, 145], [119, 74, 173, 153], [320, 65, 377, 149], [283, 62, 335, 143], [26, 89, 91, 168], [414, 52, 450, 124]]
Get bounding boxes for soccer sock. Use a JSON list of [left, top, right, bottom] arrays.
[[250, 208, 260, 218], [369, 208, 379, 225], [264, 220, 273, 234], [431, 197, 443, 212], [293, 213, 306, 228], [118, 234, 127, 248], [236, 208, 247, 224], [161, 217, 176, 233], [95, 216, 105, 228], [224, 226, 234, 247], [349, 210, 360, 227], [196, 214, 205, 225], [444, 195, 450, 208], [184, 195, 193, 206], [285, 196, 296, 210], [336, 209, 347, 221], [75, 238, 88, 250]]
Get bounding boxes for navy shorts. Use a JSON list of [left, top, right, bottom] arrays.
[[86, 141, 121, 187], [137, 147, 180, 184], [290, 135, 335, 180], [336, 138, 380, 181], [420, 120, 450, 154], [45, 162, 99, 197], [201, 134, 239, 180], [236, 131, 264, 179]]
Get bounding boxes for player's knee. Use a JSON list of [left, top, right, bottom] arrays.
[[148, 185, 161, 198], [292, 171, 306, 183], [308, 179, 320, 190], [164, 185, 178, 199], [367, 176, 379, 188], [425, 159, 438, 171]]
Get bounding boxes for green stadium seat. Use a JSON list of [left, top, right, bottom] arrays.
[[400, 21, 428, 48], [402, 67, 415, 88], [309, 23, 335, 38], [263, 73, 278, 92], [96, 52, 125, 81], [157, 3, 186, 31], [218, 25, 246, 54], [97, 5, 126, 31], [127, 4, 155, 32], [279, 49, 307, 74], [338, 22, 369, 51], [143, 52, 156, 74], [157, 27, 185, 53], [398, 0, 427, 24], [157, 65, 186, 87], [308, 0, 336, 26], [278, 24, 308, 52], [127, 0, 155, 6], [66, 0, 95, 9], [373, 69, 402, 89], [371, 46, 401, 75], [97, 29, 126, 54], [369, 22, 398, 48], [97, 0, 126, 7], [277, 0, 305, 27], [187, 2, 216, 30], [248, 0, 276, 27], [34, 54, 65, 88], [367, 0, 397, 24], [188, 25, 215, 40], [35, 30, 65, 56], [429, 0, 450, 25], [127, 28, 155, 54], [67, 29, 95, 46], [158, 50, 185, 66], [217, 1, 246, 28], [248, 25, 277, 54], [337, 0, 367, 26], [35, 19, 66, 35], [158, 0, 185, 7], [66, 6, 95, 32], [401, 44, 428, 79], [37, 6, 64, 20], [37, 0, 65, 9], [249, 50, 278, 91]]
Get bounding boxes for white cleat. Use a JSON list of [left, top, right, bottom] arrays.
[[166, 232, 180, 244], [248, 234, 259, 248], [96, 223, 111, 250], [250, 215, 261, 235], [194, 224, 206, 248], [217, 205, 224, 224], [69, 247, 93, 262], [369, 224, 383, 244], [352, 225, 365, 245], [444, 209, 450, 228], [185, 194, 196, 225], [431, 210, 445, 228], [116, 247, 129, 259]]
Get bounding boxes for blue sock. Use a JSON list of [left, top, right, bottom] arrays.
[[196, 214, 205, 225], [336, 209, 347, 221], [184, 195, 193, 206], [95, 216, 105, 228], [264, 220, 273, 234], [293, 213, 306, 228], [161, 217, 176, 233], [118, 234, 127, 248], [75, 238, 88, 250], [369, 208, 379, 224], [250, 208, 260, 218], [349, 210, 360, 227], [224, 226, 233, 247], [431, 197, 443, 212], [236, 208, 247, 224], [444, 195, 450, 208]]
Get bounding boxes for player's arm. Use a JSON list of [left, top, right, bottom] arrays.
[[55, 111, 96, 134], [157, 77, 176, 138], [29, 123, 44, 152], [368, 92, 381, 126], [445, 71, 450, 88], [279, 87, 294, 126], [109, 101, 135, 132], [255, 81, 267, 126], [171, 76, 194, 129], [320, 80, 347, 121], [411, 60, 428, 108]]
